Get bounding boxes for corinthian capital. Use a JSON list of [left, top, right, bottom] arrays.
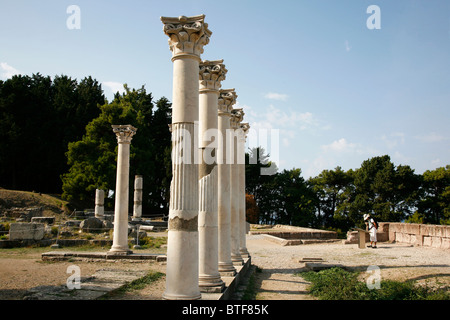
[[230, 108, 244, 129], [161, 15, 212, 59], [218, 89, 237, 115], [240, 123, 250, 134], [112, 124, 137, 144], [199, 60, 227, 92]]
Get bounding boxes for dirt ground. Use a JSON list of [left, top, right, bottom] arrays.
[[0, 235, 449, 300], [247, 235, 450, 300], [0, 246, 167, 300]]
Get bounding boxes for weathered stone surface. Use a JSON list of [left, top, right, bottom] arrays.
[[65, 220, 81, 227], [9, 222, 44, 240], [80, 217, 104, 233], [31, 217, 55, 225]]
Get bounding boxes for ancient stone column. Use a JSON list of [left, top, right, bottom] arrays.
[[132, 175, 143, 221], [161, 14, 211, 300], [217, 89, 238, 275], [230, 108, 244, 265], [109, 124, 137, 254], [198, 59, 227, 292], [239, 123, 250, 258], [94, 189, 105, 219]]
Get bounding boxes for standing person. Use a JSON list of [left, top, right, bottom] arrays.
[[364, 214, 378, 248]]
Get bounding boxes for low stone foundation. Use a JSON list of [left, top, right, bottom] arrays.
[[389, 222, 450, 249], [343, 222, 450, 250], [250, 224, 337, 242]]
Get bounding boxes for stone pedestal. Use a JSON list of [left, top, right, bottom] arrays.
[[217, 89, 238, 276], [230, 108, 244, 266], [161, 14, 211, 300], [198, 60, 227, 292], [109, 125, 137, 255], [132, 175, 143, 221], [94, 189, 105, 219]]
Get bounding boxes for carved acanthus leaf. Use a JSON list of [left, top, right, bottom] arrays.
[[112, 124, 137, 143], [218, 89, 237, 115], [199, 60, 227, 91], [161, 15, 212, 57], [230, 108, 244, 129]]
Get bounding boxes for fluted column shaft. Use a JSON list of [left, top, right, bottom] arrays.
[[239, 123, 250, 258], [161, 14, 211, 300], [230, 109, 244, 265], [217, 89, 238, 275], [198, 60, 227, 292]]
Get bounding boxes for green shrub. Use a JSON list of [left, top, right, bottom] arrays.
[[299, 267, 449, 300], [138, 236, 167, 249]]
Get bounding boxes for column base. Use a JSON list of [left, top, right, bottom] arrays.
[[218, 262, 236, 276], [231, 253, 244, 266], [199, 275, 225, 293], [108, 245, 132, 255], [162, 292, 202, 300], [240, 248, 250, 258]]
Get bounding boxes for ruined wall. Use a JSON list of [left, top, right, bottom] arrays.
[[389, 223, 450, 249]]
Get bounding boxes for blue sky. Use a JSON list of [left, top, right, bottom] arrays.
[[1, 0, 449, 178]]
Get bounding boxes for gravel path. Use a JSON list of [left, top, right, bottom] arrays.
[[246, 235, 450, 300], [1, 235, 448, 300]]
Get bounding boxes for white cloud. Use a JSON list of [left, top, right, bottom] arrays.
[[264, 92, 288, 101], [431, 158, 441, 166], [392, 151, 411, 165], [321, 138, 379, 157], [381, 132, 405, 149], [322, 138, 357, 153], [305, 156, 337, 178], [102, 81, 125, 95], [415, 132, 447, 143], [264, 105, 317, 129], [0, 62, 20, 79]]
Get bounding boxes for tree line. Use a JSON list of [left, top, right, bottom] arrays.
[[246, 148, 450, 232], [1, 73, 448, 228], [0, 74, 172, 215]]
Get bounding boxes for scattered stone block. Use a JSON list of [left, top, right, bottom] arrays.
[[65, 220, 81, 227], [80, 217, 104, 233], [31, 217, 55, 225], [9, 222, 45, 240]]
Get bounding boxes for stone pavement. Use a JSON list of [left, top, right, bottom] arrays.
[[30, 251, 252, 300], [23, 268, 148, 300]]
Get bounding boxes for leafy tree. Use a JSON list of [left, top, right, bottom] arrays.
[[346, 156, 423, 227], [0, 73, 104, 193], [351, 155, 397, 224], [245, 147, 278, 224], [309, 166, 353, 229], [245, 193, 259, 224], [61, 85, 172, 215], [418, 166, 450, 224], [276, 168, 317, 227]]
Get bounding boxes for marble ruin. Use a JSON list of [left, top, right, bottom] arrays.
[[160, 14, 251, 299], [94, 189, 105, 219], [217, 89, 238, 276], [109, 124, 137, 254], [101, 14, 250, 299], [132, 175, 143, 221]]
